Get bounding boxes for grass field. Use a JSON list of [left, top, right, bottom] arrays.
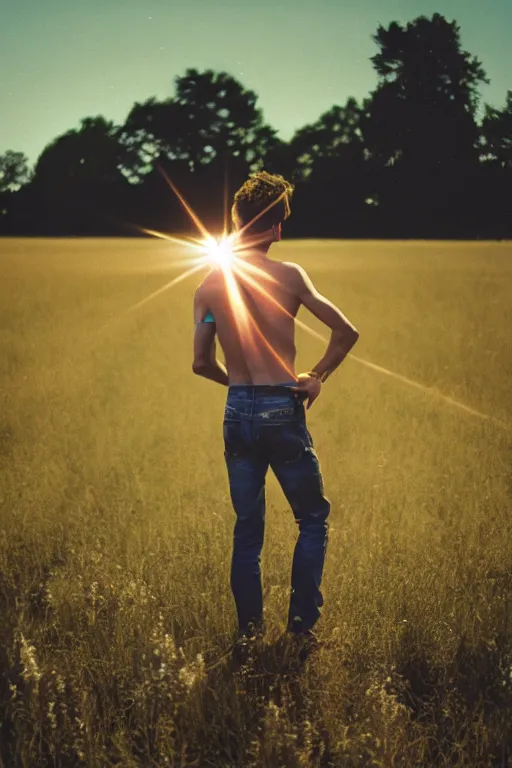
[[1, 238, 512, 767]]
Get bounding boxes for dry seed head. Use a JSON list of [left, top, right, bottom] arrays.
[[19, 633, 41, 687]]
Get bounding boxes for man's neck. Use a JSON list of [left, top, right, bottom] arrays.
[[236, 237, 273, 263], [234, 227, 274, 262], [241, 247, 271, 263]]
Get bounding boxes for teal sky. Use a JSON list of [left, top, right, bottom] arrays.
[[1, 0, 510, 166]]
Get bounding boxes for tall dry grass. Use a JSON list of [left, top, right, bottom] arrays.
[[1, 238, 511, 767]]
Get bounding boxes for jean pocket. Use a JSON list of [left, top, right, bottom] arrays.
[[223, 422, 247, 460], [224, 404, 244, 420], [258, 422, 307, 464]]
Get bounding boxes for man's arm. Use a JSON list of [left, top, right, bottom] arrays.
[[293, 263, 359, 383], [192, 287, 229, 386]]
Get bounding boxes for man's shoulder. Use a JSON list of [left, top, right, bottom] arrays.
[[281, 261, 308, 283], [280, 260, 302, 274]]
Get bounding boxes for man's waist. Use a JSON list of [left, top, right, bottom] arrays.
[[227, 381, 296, 393], [225, 386, 307, 420]]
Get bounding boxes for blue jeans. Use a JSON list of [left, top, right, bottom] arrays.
[[223, 382, 331, 637]]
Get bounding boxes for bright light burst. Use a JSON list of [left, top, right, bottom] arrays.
[[199, 234, 236, 269]]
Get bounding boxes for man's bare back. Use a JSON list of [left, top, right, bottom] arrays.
[[199, 258, 301, 385], [193, 252, 359, 391]]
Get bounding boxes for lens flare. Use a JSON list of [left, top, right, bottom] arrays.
[[200, 234, 236, 269]]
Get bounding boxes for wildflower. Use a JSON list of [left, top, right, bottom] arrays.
[[178, 653, 205, 692], [56, 674, 66, 695], [48, 700, 57, 730], [19, 633, 41, 689]]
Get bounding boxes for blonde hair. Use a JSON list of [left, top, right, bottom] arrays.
[[231, 171, 294, 234]]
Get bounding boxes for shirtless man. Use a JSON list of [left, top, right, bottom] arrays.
[[192, 172, 359, 653]]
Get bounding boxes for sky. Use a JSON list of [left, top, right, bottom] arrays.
[[1, 0, 511, 167]]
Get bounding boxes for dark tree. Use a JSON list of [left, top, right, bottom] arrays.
[[478, 91, 512, 237], [363, 13, 489, 236], [287, 98, 364, 179], [481, 91, 512, 170], [279, 99, 371, 236], [366, 14, 487, 164], [0, 149, 30, 192], [27, 117, 130, 234], [120, 69, 280, 180], [0, 151, 31, 191], [0, 151, 33, 234], [33, 117, 125, 187], [119, 69, 282, 235]]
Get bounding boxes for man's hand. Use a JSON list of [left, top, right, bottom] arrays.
[[290, 373, 322, 410]]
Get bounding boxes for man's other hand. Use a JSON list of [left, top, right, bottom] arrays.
[[290, 373, 322, 410]]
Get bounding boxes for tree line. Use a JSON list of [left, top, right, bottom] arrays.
[[1, 13, 510, 239]]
